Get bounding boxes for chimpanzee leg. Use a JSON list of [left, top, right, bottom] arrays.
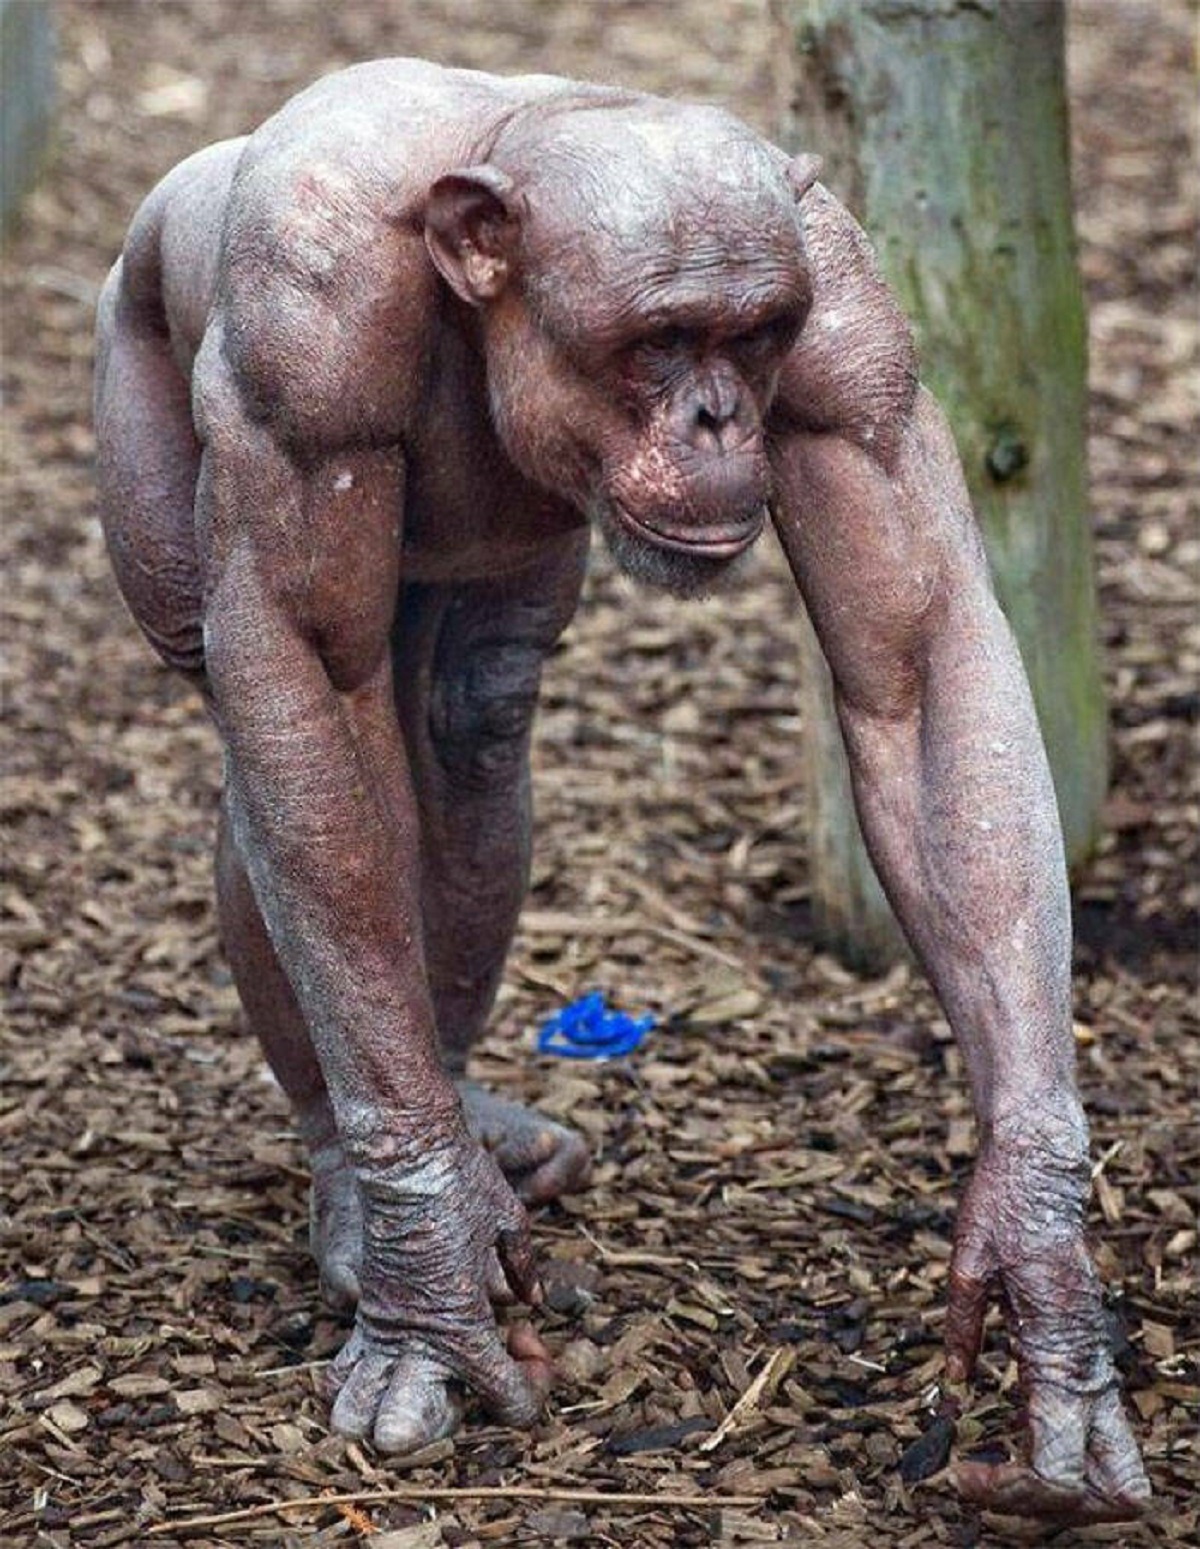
[[94, 261, 205, 679], [392, 532, 592, 1203], [213, 802, 365, 1307]]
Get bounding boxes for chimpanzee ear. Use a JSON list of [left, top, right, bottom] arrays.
[[424, 165, 520, 305], [786, 153, 823, 202]]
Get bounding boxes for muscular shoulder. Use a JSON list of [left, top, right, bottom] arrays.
[[215, 150, 429, 448], [212, 62, 529, 449], [119, 140, 244, 328], [773, 185, 918, 464]]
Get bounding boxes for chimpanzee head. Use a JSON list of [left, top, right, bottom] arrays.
[[425, 99, 818, 597]]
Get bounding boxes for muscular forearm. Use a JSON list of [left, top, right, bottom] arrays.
[[206, 586, 456, 1150], [840, 590, 1084, 1150]]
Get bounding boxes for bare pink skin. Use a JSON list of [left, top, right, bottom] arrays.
[[93, 60, 1148, 1520]]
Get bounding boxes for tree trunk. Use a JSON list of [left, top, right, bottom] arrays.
[[1, 0, 56, 236], [776, 0, 1107, 969]]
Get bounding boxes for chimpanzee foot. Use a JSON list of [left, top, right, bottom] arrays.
[[457, 1080, 592, 1204], [309, 1139, 363, 1310]]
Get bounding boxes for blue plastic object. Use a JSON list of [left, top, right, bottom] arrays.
[[537, 992, 655, 1060]]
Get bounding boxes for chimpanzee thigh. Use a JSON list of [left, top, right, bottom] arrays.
[[391, 532, 590, 1074]]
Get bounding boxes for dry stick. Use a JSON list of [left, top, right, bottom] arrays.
[[648, 923, 748, 973], [148, 1485, 763, 1533], [579, 1223, 688, 1269], [699, 1346, 796, 1453]]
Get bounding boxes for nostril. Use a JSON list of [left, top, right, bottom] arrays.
[[692, 395, 744, 451]]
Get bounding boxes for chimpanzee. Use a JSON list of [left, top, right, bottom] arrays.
[[94, 60, 1149, 1521]]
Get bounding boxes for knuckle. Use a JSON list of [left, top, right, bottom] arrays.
[[1033, 1445, 1086, 1492], [496, 1374, 541, 1428], [1121, 1471, 1153, 1503], [498, 1209, 532, 1246], [496, 1201, 533, 1250]]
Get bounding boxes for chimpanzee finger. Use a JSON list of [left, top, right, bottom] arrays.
[[954, 1458, 1150, 1524], [496, 1218, 542, 1306], [943, 1262, 990, 1384], [507, 1320, 556, 1399], [372, 1350, 463, 1453], [328, 1348, 397, 1439], [513, 1127, 593, 1205], [1027, 1381, 1088, 1492], [324, 1322, 373, 1399], [953, 1459, 1097, 1519], [485, 1247, 517, 1306], [467, 1328, 549, 1428], [1086, 1386, 1152, 1508]]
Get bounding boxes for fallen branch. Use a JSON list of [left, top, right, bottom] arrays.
[[147, 1485, 763, 1533]]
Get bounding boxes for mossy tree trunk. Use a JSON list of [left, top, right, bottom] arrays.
[[776, 0, 1107, 970]]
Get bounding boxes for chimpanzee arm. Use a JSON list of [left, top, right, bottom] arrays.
[[770, 388, 1150, 1522], [193, 343, 551, 1451]]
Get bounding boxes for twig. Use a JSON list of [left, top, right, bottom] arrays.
[[846, 1352, 888, 1374], [1091, 1138, 1124, 1179], [520, 911, 647, 937], [147, 1485, 763, 1533], [255, 1358, 330, 1378], [579, 1224, 688, 1268], [648, 923, 749, 973], [699, 1347, 795, 1453], [519, 909, 746, 971]]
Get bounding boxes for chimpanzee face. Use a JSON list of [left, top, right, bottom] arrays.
[[424, 103, 814, 596]]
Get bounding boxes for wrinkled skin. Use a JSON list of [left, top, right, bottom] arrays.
[[945, 1128, 1151, 1520], [93, 60, 1149, 1522]]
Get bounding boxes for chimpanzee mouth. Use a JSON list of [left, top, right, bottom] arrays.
[[612, 502, 767, 558], [596, 500, 762, 600]]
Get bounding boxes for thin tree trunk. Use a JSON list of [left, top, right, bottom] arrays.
[[777, 0, 1107, 969]]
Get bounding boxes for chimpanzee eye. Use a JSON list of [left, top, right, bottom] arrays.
[[642, 325, 694, 355], [738, 314, 797, 354], [623, 325, 699, 384]]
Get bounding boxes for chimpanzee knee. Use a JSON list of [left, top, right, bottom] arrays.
[[429, 639, 545, 790]]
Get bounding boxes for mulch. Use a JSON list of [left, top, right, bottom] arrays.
[[1, 2, 1196, 1546]]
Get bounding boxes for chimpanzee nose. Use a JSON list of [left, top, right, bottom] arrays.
[[690, 371, 746, 453]]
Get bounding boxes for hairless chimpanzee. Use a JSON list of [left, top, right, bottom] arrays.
[[93, 59, 1149, 1522]]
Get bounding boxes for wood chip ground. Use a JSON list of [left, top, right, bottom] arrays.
[[2, 2, 1196, 1545]]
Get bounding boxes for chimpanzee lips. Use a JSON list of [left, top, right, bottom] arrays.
[[613, 501, 766, 557]]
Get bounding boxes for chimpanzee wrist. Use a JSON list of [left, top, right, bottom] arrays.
[[337, 1089, 470, 1173], [983, 1086, 1089, 1165], [968, 1106, 1093, 1249]]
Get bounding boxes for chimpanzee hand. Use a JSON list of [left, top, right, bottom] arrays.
[[944, 1139, 1151, 1522], [323, 1125, 553, 1452]]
